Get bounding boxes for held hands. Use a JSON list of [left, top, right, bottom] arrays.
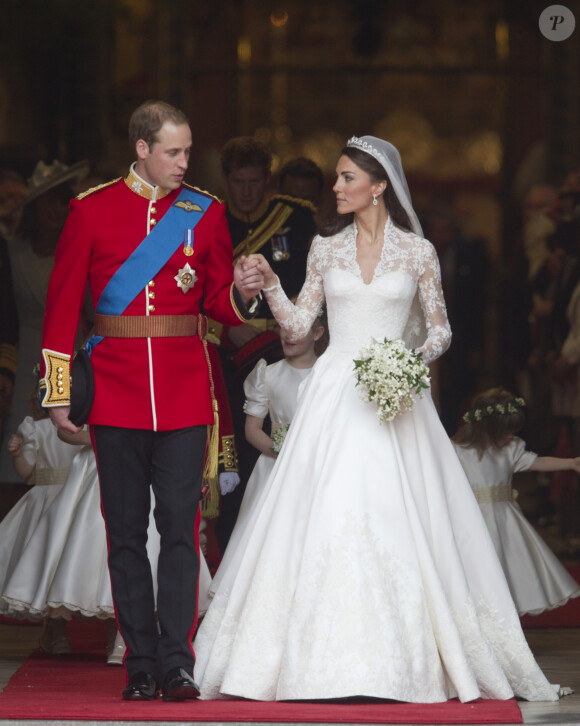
[[234, 256, 264, 304], [233, 254, 277, 304], [246, 254, 277, 289], [571, 457, 580, 474]]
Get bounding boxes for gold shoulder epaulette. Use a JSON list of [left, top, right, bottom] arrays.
[[272, 193, 317, 214], [76, 177, 122, 200], [183, 182, 222, 203]]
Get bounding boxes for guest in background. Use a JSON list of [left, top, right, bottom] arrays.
[[0, 169, 29, 478], [0, 168, 27, 236], [0, 241, 18, 457], [546, 178, 580, 548], [278, 156, 324, 211], [424, 206, 489, 434], [0, 160, 89, 492], [215, 137, 317, 553], [502, 184, 559, 460], [218, 137, 317, 366]]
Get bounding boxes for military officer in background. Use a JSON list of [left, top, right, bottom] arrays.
[[213, 137, 317, 552], [39, 100, 263, 702]]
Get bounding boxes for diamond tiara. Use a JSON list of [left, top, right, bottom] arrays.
[[346, 136, 388, 174]]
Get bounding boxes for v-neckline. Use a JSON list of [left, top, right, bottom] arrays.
[[354, 218, 391, 286]]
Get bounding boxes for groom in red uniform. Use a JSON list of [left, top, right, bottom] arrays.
[[39, 100, 262, 701]]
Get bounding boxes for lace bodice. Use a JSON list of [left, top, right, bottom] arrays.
[[263, 218, 451, 364]]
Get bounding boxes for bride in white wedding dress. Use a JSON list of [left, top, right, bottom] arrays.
[[193, 135, 559, 704]]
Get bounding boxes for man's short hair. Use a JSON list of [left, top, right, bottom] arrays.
[[279, 157, 324, 193], [129, 100, 189, 150], [220, 137, 272, 176]]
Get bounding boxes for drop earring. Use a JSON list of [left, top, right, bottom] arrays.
[[372, 193, 378, 206]]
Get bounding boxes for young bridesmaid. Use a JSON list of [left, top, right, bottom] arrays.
[[210, 315, 327, 596], [452, 387, 580, 616], [0, 388, 79, 652]]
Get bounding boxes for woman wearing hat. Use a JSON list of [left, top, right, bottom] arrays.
[[0, 160, 89, 485]]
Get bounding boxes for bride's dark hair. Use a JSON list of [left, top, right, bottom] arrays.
[[319, 147, 413, 238]]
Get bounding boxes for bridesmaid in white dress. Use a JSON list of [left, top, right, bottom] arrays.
[[193, 135, 560, 704], [210, 316, 327, 597], [0, 408, 80, 653], [0, 412, 78, 601], [452, 387, 580, 616]]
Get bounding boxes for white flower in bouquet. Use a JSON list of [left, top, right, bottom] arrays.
[[271, 423, 290, 454], [354, 338, 430, 423]]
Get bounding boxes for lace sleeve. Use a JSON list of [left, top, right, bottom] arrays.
[[263, 236, 326, 340], [415, 240, 452, 365]]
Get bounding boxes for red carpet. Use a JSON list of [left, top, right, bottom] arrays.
[[0, 653, 523, 723], [520, 565, 580, 628], [0, 619, 522, 724]]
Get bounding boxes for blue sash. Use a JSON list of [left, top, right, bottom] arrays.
[[86, 187, 212, 353]]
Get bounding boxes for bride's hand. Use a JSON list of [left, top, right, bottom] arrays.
[[247, 254, 277, 288]]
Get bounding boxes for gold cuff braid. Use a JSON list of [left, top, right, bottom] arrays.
[[230, 283, 257, 322], [219, 435, 238, 472], [39, 350, 71, 407]]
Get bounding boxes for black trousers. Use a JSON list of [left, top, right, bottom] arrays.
[[92, 425, 205, 680]]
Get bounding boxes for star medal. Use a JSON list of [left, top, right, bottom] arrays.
[[175, 262, 197, 293], [183, 228, 194, 256], [271, 228, 290, 261]]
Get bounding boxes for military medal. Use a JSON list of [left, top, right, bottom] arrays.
[[175, 262, 197, 293], [271, 229, 290, 261], [183, 229, 194, 256]]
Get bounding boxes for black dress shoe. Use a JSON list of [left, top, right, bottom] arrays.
[[162, 667, 200, 701], [122, 672, 158, 700]]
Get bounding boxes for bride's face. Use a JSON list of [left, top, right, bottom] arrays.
[[333, 155, 376, 215]]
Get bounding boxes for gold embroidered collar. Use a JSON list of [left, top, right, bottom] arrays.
[[124, 163, 170, 201], [226, 195, 270, 224]]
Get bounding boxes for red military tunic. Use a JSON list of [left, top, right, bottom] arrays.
[[40, 167, 253, 431]]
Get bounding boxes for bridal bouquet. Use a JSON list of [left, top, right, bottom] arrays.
[[354, 338, 430, 423], [271, 423, 290, 454]]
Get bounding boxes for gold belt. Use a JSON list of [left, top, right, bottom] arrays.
[[472, 485, 513, 504], [34, 467, 71, 486], [94, 313, 208, 338]]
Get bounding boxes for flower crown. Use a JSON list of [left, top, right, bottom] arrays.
[[462, 397, 525, 423]]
